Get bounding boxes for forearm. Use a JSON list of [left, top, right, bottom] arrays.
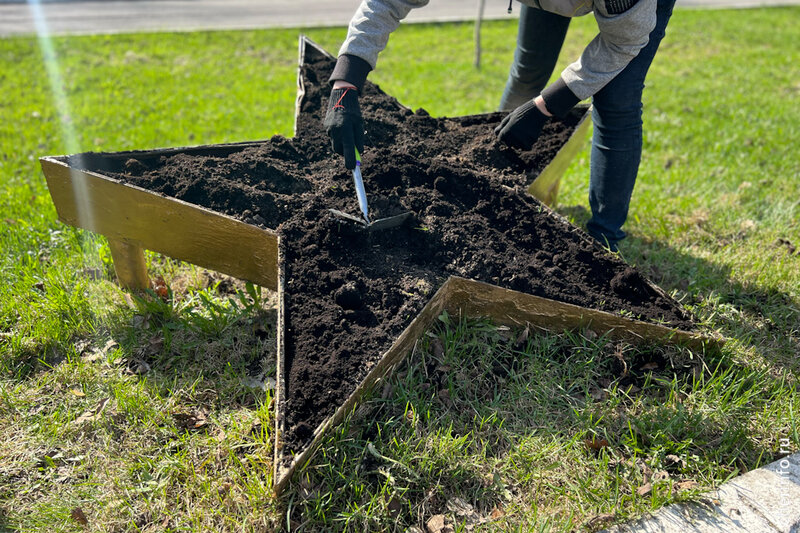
[[565, 0, 656, 98]]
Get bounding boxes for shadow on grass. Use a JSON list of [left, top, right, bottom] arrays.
[[621, 235, 800, 374], [558, 203, 800, 372], [285, 312, 779, 532], [106, 278, 279, 411]]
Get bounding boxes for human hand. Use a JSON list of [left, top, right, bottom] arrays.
[[323, 84, 364, 169], [494, 97, 551, 151]]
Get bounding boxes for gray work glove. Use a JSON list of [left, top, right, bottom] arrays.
[[323, 86, 364, 169], [494, 99, 549, 151]]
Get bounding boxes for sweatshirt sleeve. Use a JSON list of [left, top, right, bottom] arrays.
[[543, 0, 657, 114], [330, 0, 430, 90]]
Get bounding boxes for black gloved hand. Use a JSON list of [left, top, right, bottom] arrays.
[[323, 86, 364, 169], [494, 99, 550, 151]]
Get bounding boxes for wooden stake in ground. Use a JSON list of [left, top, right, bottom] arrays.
[[474, 0, 486, 69]]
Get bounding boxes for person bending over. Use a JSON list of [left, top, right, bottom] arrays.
[[324, 0, 676, 251]]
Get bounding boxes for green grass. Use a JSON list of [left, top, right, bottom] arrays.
[[1, 7, 799, 532]]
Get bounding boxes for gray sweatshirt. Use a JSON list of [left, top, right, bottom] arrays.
[[331, 0, 657, 115]]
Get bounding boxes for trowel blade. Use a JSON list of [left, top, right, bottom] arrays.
[[328, 209, 412, 231], [365, 211, 412, 231], [328, 208, 367, 227]]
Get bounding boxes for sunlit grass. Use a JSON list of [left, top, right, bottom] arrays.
[[1, 7, 799, 532]]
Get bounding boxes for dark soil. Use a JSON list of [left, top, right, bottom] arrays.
[[68, 41, 695, 458]]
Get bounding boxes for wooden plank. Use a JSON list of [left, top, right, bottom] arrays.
[[272, 279, 452, 495], [273, 243, 288, 492], [528, 108, 592, 206], [107, 239, 150, 290], [444, 276, 722, 351], [40, 157, 280, 291]]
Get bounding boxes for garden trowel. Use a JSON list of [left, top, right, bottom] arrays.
[[329, 147, 411, 231]]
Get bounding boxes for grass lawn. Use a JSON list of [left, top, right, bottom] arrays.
[[1, 7, 799, 532]]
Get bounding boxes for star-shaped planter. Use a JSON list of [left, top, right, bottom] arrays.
[[40, 36, 718, 494]]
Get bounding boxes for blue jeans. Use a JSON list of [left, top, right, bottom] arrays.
[[500, 0, 676, 249]]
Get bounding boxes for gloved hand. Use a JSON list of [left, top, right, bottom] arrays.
[[494, 98, 550, 151], [323, 86, 364, 169]]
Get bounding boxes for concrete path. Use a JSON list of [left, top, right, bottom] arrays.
[[603, 452, 800, 533], [1, 0, 799, 37]]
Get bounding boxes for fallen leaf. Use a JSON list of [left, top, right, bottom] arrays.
[[438, 389, 453, 408], [584, 437, 609, 451], [128, 359, 151, 375], [583, 513, 615, 528], [637, 483, 653, 496], [217, 482, 232, 498], [69, 389, 86, 398], [640, 362, 659, 371], [426, 514, 446, 533], [489, 505, 504, 520], [84, 339, 118, 362], [446, 496, 474, 517], [145, 335, 164, 356], [496, 326, 512, 342], [71, 507, 89, 527], [664, 454, 686, 469], [73, 398, 110, 425], [653, 470, 670, 482], [152, 276, 169, 299], [74, 338, 92, 355], [589, 387, 607, 401], [739, 219, 755, 231], [173, 411, 209, 431], [131, 314, 149, 328], [514, 326, 530, 348], [387, 496, 403, 518], [635, 458, 653, 478], [431, 338, 445, 359], [676, 480, 699, 491]]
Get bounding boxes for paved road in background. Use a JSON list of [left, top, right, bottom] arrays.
[[1, 0, 798, 37]]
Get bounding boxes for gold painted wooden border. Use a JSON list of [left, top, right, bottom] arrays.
[[528, 108, 592, 206], [40, 156, 279, 290]]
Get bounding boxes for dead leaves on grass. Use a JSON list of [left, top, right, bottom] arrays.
[[424, 497, 505, 532], [73, 397, 110, 426], [172, 409, 210, 432], [584, 436, 610, 451], [70, 507, 89, 527]]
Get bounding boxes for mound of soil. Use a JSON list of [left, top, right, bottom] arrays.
[[68, 41, 694, 457]]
